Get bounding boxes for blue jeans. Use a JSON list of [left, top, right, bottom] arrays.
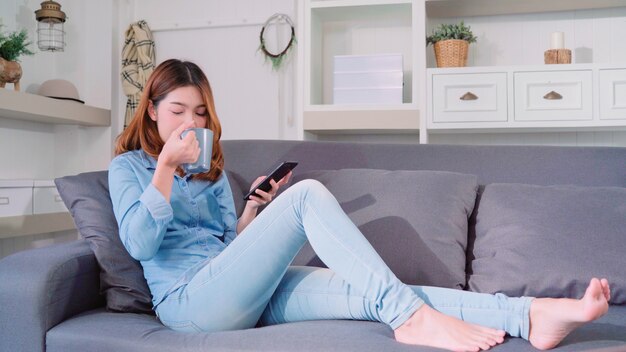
[[156, 180, 533, 339]]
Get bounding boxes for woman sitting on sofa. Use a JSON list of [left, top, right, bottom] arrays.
[[109, 59, 611, 352]]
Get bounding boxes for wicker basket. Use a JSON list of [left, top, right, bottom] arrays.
[[434, 39, 469, 68]]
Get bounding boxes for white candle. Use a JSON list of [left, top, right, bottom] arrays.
[[551, 32, 565, 49]]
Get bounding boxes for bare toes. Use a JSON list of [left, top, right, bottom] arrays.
[[600, 279, 611, 301]]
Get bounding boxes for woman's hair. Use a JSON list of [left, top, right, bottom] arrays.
[[115, 59, 224, 182]]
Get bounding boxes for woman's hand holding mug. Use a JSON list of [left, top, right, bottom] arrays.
[[159, 121, 200, 171]]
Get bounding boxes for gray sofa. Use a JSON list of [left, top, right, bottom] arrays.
[[1, 140, 625, 352]]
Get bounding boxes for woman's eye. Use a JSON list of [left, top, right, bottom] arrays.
[[171, 111, 183, 115], [196, 110, 208, 116]]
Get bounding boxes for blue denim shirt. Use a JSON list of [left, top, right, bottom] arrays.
[[108, 150, 238, 308]]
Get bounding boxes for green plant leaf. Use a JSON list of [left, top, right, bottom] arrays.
[[426, 20, 477, 46], [0, 28, 34, 62]]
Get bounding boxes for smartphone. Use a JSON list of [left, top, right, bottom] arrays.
[[243, 161, 298, 201]]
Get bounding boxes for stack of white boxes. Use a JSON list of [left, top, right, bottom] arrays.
[[0, 180, 68, 217], [333, 53, 404, 105]]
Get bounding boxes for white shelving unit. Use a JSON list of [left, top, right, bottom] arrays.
[[0, 90, 111, 238], [423, 0, 626, 134], [299, 0, 626, 143], [0, 89, 111, 126], [300, 0, 426, 140], [426, 0, 626, 18]]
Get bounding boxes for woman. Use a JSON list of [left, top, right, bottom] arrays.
[[109, 59, 611, 352]]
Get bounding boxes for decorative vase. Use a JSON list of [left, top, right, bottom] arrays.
[[0, 57, 23, 91], [434, 39, 469, 68]]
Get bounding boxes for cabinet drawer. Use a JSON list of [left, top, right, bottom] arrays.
[[514, 70, 592, 121], [432, 73, 507, 123], [0, 180, 33, 217], [599, 69, 626, 120], [33, 180, 68, 214]]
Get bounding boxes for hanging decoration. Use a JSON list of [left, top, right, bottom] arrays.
[[258, 13, 296, 70]]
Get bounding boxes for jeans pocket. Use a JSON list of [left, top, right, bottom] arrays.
[[159, 318, 204, 333]]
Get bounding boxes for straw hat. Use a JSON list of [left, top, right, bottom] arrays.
[[37, 79, 84, 104]]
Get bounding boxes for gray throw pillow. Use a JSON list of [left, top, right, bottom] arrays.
[[55, 169, 247, 315], [291, 169, 479, 289], [55, 171, 154, 315], [468, 183, 626, 304]]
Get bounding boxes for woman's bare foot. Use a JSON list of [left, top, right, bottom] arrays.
[[394, 304, 506, 351], [529, 278, 611, 350]]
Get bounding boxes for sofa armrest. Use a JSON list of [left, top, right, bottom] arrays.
[[0, 239, 104, 352]]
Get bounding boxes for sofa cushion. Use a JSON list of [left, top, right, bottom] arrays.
[[46, 306, 626, 352], [46, 308, 422, 352], [291, 169, 479, 289], [55, 171, 154, 315], [54, 169, 248, 315], [468, 183, 626, 303]]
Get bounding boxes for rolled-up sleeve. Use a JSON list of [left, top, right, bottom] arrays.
[[109, 156, 173, 261], [214, 171, 238, 245]]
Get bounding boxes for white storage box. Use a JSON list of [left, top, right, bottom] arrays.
[[33, 180, 68, 214], [333, 54, 403, 105], [334, 87, 403, 105], [0, 180, 34, 217], [334, 54, 403, 73], [334, 71, 403, 89]]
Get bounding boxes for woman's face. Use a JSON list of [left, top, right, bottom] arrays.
[[148, 85, 209, 142]]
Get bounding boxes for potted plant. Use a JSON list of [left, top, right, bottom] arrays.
[[0, 28, 34, 91], [426, 21, 477, 68]]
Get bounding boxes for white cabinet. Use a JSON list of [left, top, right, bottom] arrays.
[[514, 70, 592, 122], [0, 180, 33, 217], [599, 69, 626, 121], [432, 72, 507, 123], [428, 64, 626, 131], [33, 180, 68, 215]]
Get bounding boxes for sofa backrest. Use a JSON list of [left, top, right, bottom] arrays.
[[222, 140, 626, 296], [222, 140, 626, 208]]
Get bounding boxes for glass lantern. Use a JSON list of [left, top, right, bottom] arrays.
[[35, 1, 66, 52]]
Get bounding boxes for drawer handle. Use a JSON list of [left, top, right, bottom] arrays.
[[543, 91, 563, 100], [0, 197, 8, 205], [460, 92, 478, 101]]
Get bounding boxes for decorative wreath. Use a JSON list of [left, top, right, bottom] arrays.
[[259, 13, 296, 70]]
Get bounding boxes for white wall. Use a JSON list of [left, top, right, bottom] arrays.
[[426, 7, 626, 147], [0, 0, 116, 258], [128, 0, 299, 141], [0, 0, 301, 259], [0, 0, 114, 180]]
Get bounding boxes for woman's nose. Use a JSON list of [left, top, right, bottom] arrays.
[[183, 113, 198, 127]]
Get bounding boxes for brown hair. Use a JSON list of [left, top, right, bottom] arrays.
[[115, 59, 224, 182]]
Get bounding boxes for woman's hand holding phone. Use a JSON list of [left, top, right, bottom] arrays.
[[245, 171, 293, 209], [237, 161, 297, 234]]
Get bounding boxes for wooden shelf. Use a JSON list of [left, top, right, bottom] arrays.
[[304, 105, 420, 134], [0, 212, 75, 239], [426, 0, 626, 18], [0, 89, 111, 126]]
